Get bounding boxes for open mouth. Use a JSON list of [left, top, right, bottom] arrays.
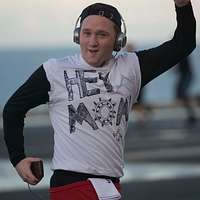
[[89, 49, 98, 52], [88, 49, 99, 56]]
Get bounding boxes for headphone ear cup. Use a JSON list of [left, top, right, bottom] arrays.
[[114, 33, 127, 52], [73, 27, 80, 44]]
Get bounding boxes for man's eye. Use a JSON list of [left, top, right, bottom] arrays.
[[97, 33, 107, 37], [83, 32, 91, 36]]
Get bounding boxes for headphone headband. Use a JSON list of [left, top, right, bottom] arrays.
[[80, 3, 122, 30]]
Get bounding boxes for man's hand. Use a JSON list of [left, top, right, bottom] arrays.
[[15, 157, 42, 185], [174, 0, 191, 7]]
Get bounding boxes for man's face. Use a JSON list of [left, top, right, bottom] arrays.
[[79, 15, 117, 67]]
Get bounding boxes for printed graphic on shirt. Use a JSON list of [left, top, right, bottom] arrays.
[[112, 127, 123, 142], [64, 69, 131, 134], [93, 98, 116, 127], [64, 70, 113, 101]]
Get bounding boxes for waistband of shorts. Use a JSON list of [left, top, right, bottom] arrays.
[[49, 179, 121, 193], [50, 170, 120, 188]]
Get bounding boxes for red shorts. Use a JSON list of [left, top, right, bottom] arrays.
[[49, 180, 121, 200]]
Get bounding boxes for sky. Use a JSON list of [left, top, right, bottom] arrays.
[[0, 0, 199, 49]]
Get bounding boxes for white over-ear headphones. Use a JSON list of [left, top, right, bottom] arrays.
[[73, 14, 127, 52]]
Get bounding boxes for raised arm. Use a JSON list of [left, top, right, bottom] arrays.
[[136, 1, 196, 87]]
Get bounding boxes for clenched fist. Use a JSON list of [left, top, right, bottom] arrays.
[[174, 0, 191, 7]]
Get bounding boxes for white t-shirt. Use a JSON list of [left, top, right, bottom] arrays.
[[43, 53, 141, 177]]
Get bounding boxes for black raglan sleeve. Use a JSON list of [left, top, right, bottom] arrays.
[[3, 65, 50, 167], [136, 3, 196, 87]]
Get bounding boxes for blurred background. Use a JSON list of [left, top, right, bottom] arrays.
[[0, 0, 200, 199]]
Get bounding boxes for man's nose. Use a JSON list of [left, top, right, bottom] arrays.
[[89, 34, 98, 46]]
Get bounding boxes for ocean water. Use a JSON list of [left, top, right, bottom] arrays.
[[0, 45, 200, 109]]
